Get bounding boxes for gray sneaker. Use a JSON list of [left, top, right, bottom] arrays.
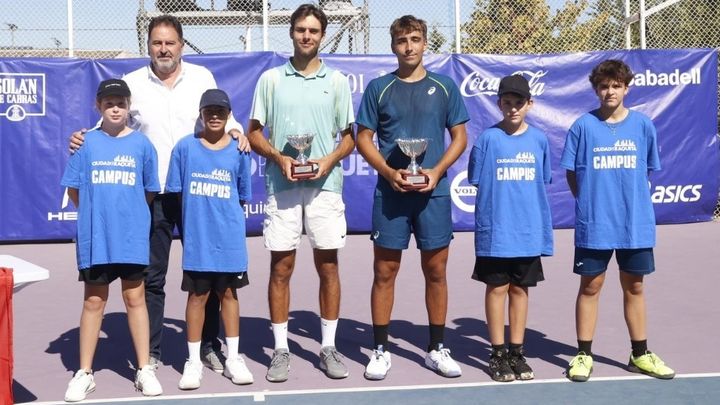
[[266, 349, 291, 382], [201, 349, 226, 373], [148, 356, 160, 370], [319, 346, 349, 379]]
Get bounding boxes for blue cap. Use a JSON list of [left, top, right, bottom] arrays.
[[199, 89, 231, 111]]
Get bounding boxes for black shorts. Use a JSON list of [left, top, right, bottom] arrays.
[[181, 271, 249, 295], [78, 264, 147, 285], [472, 256, 544, 287]]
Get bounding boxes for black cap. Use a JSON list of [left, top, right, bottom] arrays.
[[96, 79, 131, 100], [199, 89, 231, 111], [498, 75, 531, 99]]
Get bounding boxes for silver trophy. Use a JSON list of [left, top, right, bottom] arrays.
[[286, 133, 317, 179], [396, 138, 429, 189]]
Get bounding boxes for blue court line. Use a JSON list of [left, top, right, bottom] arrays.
[[35, 373, 720, 405]]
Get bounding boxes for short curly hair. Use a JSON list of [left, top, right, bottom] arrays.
[[589, 59, 634, 89]]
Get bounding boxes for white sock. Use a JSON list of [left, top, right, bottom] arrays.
[[188, 341, 201, 364], [272, 322, 289, 350], [226, 336, 239, 361], [321, 318, 338, 348]]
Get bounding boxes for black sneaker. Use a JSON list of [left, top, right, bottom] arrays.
[[508, 349, 534, 380], [488, 349, 515, 382]]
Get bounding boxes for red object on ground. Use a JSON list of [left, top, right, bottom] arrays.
[[0, 268, 13, 405]]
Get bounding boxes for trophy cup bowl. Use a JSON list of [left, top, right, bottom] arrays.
[[396, 138, 429, 189], [286, 133, 317, 179]]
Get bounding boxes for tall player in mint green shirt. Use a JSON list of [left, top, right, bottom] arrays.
[[562, 60, 674, 383], [247, 4, 354, 382]]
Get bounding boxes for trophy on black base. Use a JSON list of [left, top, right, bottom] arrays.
[[396, 138, 429, 190], [287, 133, 318, 179]]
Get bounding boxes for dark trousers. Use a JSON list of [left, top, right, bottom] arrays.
[[147, 193, 222, 359]]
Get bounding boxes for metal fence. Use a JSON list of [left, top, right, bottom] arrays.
[[2, 0, 719, 217], [1, 1, 717, 56]]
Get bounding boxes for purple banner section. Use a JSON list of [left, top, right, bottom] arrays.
[[0, 49, 717, 241]]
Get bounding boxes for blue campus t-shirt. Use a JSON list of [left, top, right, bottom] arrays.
[[560, 110, 661, 249], [468, 125, 553, 257], [356, 71, 470, 197], [61, 129, 160, 269], [166, 135, 251, 273]]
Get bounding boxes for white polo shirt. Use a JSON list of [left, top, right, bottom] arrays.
[[122, 61, 243, 191]]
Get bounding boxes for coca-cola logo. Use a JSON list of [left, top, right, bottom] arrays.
[[460, 70, 548, 97]]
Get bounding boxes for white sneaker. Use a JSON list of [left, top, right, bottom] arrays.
[[135, 365, 163, 396], [364, 349, 391, 380], [178, 360, 203, 390], [223, 356, 254, 385], [64, 369, 96, 402], [425, 347, 462, 377]]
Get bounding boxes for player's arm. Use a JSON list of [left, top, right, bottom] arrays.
[[566, 170, 578, 198], [68, 130, 87, 153], [309, 127, 355, 180], [69, 114, 107, 153], [247, 119, 297, 182], [417, 122, 467, 193], [145, 192, 157, 205], [356, 125, 410, 192], [67, 188, 79, 208]]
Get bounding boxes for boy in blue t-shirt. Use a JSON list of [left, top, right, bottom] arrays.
[[468, 75, 553, 382], [165, 89, 254, 389], [560, 60, 674, 382], [60, 79, 162, 401]]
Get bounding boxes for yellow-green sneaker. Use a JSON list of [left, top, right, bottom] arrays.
[[628, 351, 675, 379], [568, 352, 593, 382]]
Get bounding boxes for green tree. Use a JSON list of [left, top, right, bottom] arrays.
[[461, 0, 551, 54], [644, 0, 720, 49], [589, 0, 629, 50], [460, 0, 619, 54], [428, 25, 447, 53]]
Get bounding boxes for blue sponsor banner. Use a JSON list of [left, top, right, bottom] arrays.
[[0, 49, 717, 241]]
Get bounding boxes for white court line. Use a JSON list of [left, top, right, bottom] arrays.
[[33, 372, 720, 404]]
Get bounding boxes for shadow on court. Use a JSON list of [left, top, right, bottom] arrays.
[[11, 380, 36, 404]]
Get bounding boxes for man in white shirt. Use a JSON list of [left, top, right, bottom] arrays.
[[70, 14, 249, 373]]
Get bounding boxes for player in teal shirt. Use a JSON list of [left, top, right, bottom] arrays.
[[356, 15, 468, 381]]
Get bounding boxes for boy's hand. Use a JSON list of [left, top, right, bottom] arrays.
[[69, 129, 87, 154], [384, 168, 410, 193], [416, 168, 440, 193], [229, 129, 251, 152], [276, 154, 298, 182], [308, 157, 331, 180]]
